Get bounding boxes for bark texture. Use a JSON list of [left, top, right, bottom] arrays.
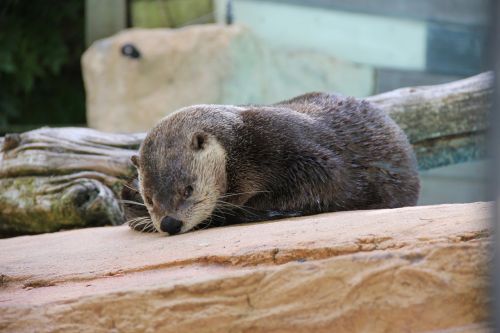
[[0, 128, 144, 236], [0, 73, 491, 235], [0, 202, 491, 332], [367, 72, 491, 169]]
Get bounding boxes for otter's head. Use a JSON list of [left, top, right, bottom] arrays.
[[131, 107, 230, 235]]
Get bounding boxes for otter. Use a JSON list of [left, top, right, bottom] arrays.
[[122, 92, 420, 235]]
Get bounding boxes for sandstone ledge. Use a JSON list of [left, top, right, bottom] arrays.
[[0, 202, 492, 332]]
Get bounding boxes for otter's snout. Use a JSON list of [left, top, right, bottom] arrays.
[[160, 216, 183, 235]]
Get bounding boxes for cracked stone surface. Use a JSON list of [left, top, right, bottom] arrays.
[[0, 202, 492, 332]]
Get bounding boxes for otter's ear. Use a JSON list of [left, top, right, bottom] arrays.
[[131, 155, 140, 168], [191, 132, 208, 150]]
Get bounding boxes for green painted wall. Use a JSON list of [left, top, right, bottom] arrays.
[[215, 0, 427, 70], [132, 0, 214, 28]]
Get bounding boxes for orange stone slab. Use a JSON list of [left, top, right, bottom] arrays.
[[0, 202, 492, 333]]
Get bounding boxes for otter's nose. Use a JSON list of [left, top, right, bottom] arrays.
[[160, 216, 183, 235]]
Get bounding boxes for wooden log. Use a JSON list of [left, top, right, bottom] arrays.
[[367, 72, 491, 169], [0, 202, 491, 332], [0, 128, 144, 236], [0, 127, 144, 178], [0, 172, 123, 236], [0, 73, 492, 235]]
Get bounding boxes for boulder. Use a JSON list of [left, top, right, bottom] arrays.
[[82, 24, 373, 132], [0, 202, 491, 332], [83, 24, 261, 132]]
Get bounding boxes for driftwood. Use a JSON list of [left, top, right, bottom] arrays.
[[0, 73, 492, 236], [367, 72, 491, 169], [0, 129, 144, 236]]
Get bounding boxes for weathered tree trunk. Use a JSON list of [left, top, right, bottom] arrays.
[[367, 72, 491, 169], [0, 128, 144, 236], [0, 73, 492, 236]]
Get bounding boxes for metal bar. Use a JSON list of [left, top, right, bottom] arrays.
[[489, 0, 500, 330]]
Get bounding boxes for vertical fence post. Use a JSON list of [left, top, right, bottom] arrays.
[[490, 0, 500, 330], [85, 0, 127, 47]]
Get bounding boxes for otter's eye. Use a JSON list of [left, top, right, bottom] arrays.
[[144, 195, 153, 206], [183, 185, 193, 199]]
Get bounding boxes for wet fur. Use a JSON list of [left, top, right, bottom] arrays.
[[123, 92, 420, 233]]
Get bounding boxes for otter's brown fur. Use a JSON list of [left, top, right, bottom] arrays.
[[124, 92, 420, 235]]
